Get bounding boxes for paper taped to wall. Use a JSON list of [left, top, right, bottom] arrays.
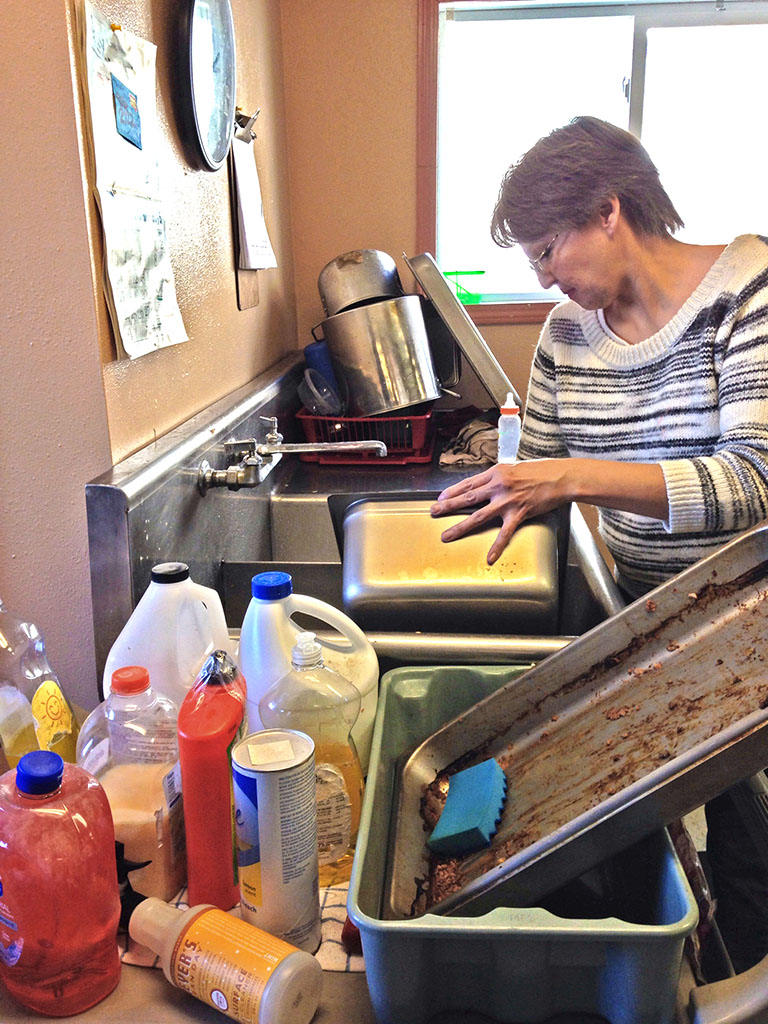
[[231, 137, 277, 271], [77, 1, 188, 360]]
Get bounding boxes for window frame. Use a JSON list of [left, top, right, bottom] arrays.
[[418, 0, 768, 326]]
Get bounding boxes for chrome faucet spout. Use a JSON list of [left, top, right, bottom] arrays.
[[255, 440, 387, 458], [198, 416, 388, 493]]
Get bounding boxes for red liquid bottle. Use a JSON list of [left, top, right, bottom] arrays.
[[0, 751, 121, 1016], [177, 650, 246, 909]]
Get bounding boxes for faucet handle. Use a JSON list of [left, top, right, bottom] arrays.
[[223, 437, 257, 459], [259, 416, 283, 445]]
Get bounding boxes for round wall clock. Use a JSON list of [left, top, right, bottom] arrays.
[[179, 0, 237, 171]]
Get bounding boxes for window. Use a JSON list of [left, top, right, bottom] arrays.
[[418, 0, 768, 324]]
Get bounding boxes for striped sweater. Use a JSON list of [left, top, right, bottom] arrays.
[[517, 233, 768, 597]]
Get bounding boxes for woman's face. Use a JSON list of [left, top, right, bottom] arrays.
[[521, 221, 624, 310]]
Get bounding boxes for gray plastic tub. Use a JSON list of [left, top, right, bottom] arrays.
[[348, 665, 698, 1024]]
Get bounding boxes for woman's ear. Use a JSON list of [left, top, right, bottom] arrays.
[[599, 195, 621, 235]]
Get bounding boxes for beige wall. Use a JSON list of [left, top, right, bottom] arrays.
[[0, 4, 111, 711], [280, 0, 540, 399], [0, 0, 297, 710], [79, 0, 299, 463], [0, 1, 542, 714]]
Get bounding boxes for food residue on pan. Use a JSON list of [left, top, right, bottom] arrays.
[[407, 560, 768, 915], [605, 704, 640, 720]]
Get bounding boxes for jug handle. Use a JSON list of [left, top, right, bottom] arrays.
[[310, 323, 325, 343], [287, 594, 372, 656], [187, 582, 232, 656]]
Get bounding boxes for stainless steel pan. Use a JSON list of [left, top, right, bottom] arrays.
[[317, 249, 404, 316], [384, 521, 768, 921], [314, 295, 441, 416]]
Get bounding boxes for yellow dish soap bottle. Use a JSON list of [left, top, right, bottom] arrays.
[[259, 631, 363, 886], [0, 598, 79, 766]]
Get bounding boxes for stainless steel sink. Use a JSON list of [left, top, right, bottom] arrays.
[[222, 476, 623, 673], [86, 353, 623, 686]]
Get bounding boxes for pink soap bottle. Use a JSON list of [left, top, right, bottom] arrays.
[[0, 750, 121, 1016]]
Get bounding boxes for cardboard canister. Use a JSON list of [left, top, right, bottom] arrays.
[[232, 730, 321, 954]]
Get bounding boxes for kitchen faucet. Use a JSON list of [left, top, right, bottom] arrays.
[[197, 416, 387, 492]]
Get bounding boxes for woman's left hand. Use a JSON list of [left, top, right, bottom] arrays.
[[430, 459, 574, 565]]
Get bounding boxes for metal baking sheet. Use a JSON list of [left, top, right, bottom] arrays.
[[384, 522, 768, 920], [404, 252, 519, 408]]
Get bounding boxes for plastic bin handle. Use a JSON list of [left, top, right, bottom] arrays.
[[689, 954, 768, 1024]]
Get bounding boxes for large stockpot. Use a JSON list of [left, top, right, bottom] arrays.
[[317, 249, 404, 317], [315, 294, 441, 417]]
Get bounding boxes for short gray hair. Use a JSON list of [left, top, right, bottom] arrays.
[[491, 116, 684, 246]]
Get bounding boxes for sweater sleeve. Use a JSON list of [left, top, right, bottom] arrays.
[[660, 283, 768, 534], [517, 319, 570, 461]]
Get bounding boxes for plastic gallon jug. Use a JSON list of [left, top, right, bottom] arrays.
[[238, 571, 379, 773], [0, 751, 121, 1016], [129, 898, 323, 1024], [177, 650, 246, 911], [76, 666, 185, 901], [0, 598, 79, 767], [103, 562, 232, 707], [259, 632, 364, 887]]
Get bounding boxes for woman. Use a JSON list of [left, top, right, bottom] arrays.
[[431, 115, 768, 972], [430, 116, 768, 602]]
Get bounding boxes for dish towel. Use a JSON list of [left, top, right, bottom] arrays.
[[119, 885, 365, 973], [439, 417, 498, 467]]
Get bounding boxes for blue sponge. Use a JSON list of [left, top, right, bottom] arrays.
[[427, 758, 508, 857]]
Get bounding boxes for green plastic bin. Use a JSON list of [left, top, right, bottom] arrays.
[[348, 665, 699, 1024]]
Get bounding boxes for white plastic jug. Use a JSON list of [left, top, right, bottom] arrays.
[[103, 563, 232, 708], [238, 571, 379, 773]]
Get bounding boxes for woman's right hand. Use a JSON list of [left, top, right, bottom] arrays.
[[430, 459, 574, 564]]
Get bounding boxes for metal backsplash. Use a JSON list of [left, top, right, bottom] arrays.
[[85, 353, 304, 684]]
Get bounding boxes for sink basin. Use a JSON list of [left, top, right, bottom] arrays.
[[86, 355, 623, 687], [222, 483, 624, 674]]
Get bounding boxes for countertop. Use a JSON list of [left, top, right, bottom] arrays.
[[0, 959, 697, 1023]]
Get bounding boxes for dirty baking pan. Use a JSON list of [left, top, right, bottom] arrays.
[[384, 521, 768, 920]]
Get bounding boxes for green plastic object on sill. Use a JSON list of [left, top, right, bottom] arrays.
[[445, 269, 485, 304]]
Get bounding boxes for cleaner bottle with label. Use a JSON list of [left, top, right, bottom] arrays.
[[259, 631, 364, 886], [129, 897, 323, 1024], [497, 393, 521, 464], [238, 571, 379, 773], [0, 598, 79, 768], [0, 751, 121, 1016], [103, 562, 232, 707], [76, 666, 185, 901], [178, 650, 246, 910]]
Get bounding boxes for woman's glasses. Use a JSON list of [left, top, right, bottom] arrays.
[[529, 233, 559, 274]]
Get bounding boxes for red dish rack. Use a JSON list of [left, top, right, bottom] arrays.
[[296, 408, 435, 464]]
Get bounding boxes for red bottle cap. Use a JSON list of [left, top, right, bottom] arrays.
[[111, 666, 151, 695]]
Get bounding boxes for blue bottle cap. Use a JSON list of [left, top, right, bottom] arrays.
[[251, 571, 293, 600], [16, 751, 64, 794]]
